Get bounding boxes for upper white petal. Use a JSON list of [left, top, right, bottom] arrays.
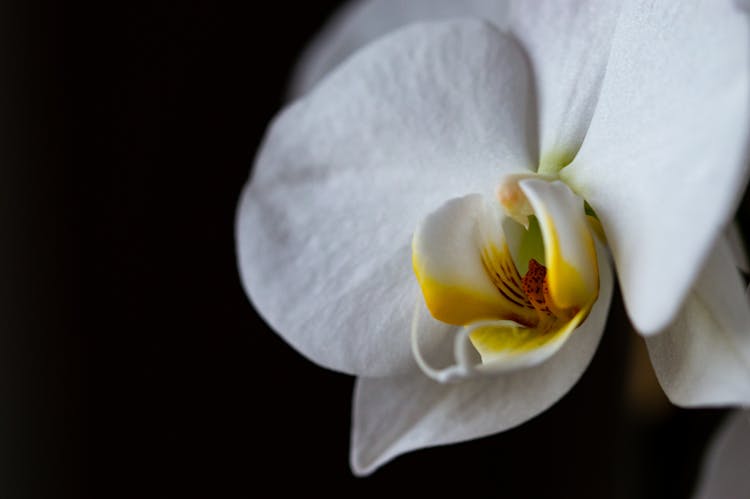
[[563, 0, 750, 334], [646, 238, 750, 406], [291, 0, 622, 161], [350, 250, 613, 475], [505, 1, 622, 166], [237, 21, 535, 376], [289, 0, 512, 98]]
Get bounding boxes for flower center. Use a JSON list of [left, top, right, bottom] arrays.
[[411, 174, 601, 374]]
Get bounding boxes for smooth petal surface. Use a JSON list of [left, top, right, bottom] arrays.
[[291, 0, 622, 162], [646, 238, 750, 406], [693, 411, 750, 499], [237, 21, 536, 376], [564, 0, 750, 334], [350, 250, 613, 475], [505, 1, 622, 168], [289, 0, 510, 98]]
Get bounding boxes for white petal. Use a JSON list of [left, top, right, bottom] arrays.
[[291, 0, 622, 162], [350, 250, 613, 475], [237, 21, 536, 376], [693, 411, 750, 499], [563, 0, 750, 334], [646, 238, 750, 406], [289, 0, 512, 98], [506, 1, 622, 169]]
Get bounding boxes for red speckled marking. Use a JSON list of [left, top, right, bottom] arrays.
[[522, 259, 552, 317]]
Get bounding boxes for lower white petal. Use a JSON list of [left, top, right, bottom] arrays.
[[646, 238, 750, 407], [350, 251, 613, 475], [692, 411, 750, 499]]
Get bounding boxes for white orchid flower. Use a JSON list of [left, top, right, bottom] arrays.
[[236, 0, 750, 475]]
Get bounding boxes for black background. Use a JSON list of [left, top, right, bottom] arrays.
[[7, 1, 742, 497]]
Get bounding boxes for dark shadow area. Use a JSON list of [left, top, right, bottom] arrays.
[[1, 1, 82, 497]]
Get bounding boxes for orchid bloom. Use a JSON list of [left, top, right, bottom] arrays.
[[236, 0, 750, 475]]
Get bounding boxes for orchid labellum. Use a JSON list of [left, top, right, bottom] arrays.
[[236, 0, 750, 475]]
